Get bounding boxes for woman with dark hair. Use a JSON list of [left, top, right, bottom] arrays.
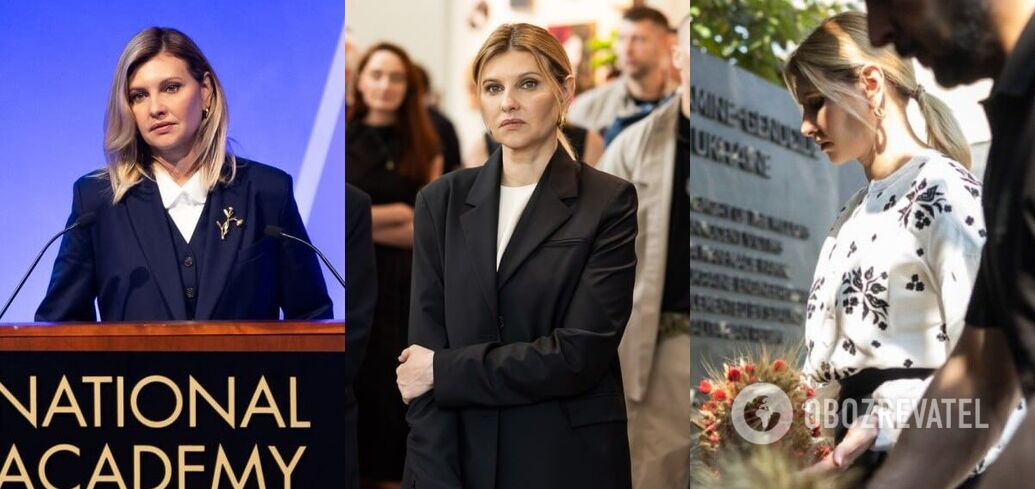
[[36, 27, 331, 322], [346, 42, 442, 486], [395, 23, 636, 489]]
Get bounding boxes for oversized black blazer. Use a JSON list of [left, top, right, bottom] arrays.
[[403, 146, 637, 489], [35, 158, 332, 322]]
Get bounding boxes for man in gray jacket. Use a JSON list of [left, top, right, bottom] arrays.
[[568, 7, 677, 144], [596, 14, 690, 489]]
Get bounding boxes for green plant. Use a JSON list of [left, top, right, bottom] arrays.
[[690, 0, 854, 86]]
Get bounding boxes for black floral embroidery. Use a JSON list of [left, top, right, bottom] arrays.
[[841, 266, 890, 330], [847, 241, 858, 258], [903, 358, 914, 368], [812, 362, 859, 383], [871, 233, 877, 241], [842, 339, 857, 355], [871, 340, 882, 348], [828, 243, 837, 260], [937, 323, 949, 342], [906, 274, 926, 292], [916, 248, 924, 256], [953, 164, 982, 199], [898, 178, 950, 230], [807, 277, 825, 319], [979, 229, 987, 238], [883, 194, 897, 211], [965, 216, 975, 226]]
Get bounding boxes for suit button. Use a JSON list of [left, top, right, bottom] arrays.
[[186, 287, 196, 299], [183, 256, 194, 267], [498, 315, 504, 329]]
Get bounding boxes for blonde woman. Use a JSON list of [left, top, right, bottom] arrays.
[[36, 27, 331, 321], [394, 23, 638, 489], [784, 11, 1022, 484]]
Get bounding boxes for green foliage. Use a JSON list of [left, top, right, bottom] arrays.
[[690, 0, 854, 86]]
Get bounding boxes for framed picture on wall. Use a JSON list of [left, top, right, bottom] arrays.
[[548, 23, 597, 94], [510, 0, 533, 10]]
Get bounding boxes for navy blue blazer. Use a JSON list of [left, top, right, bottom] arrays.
[[36, 158, 332, 322]]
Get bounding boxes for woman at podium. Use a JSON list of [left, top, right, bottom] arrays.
[[35, 27, 331, 322], [395, 23, 637, 489]]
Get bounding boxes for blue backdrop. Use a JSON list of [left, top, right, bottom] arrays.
[[0, 1, 345, 321]]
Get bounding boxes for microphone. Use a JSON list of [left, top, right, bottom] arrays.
[[0, 213, 97, 321], [264, 225, 345, 289]]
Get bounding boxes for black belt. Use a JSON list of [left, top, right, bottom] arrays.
[[835, 367, 934, 443]]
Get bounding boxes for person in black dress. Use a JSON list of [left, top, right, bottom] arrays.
[[345, 41, 442, 487]]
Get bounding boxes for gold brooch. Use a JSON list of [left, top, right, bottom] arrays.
[[216, 207, 245, 240]]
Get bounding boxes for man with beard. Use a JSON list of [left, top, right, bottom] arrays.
[[567, 7, 677, 145], [863, 1, 1035, 488], [596, 14, 690, 489]]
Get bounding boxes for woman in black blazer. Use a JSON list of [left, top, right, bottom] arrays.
[[395, 23, 638, 489], [35, 27, 331, 322]]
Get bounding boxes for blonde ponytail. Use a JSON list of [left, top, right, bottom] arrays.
[[914, 88, 972, 169]]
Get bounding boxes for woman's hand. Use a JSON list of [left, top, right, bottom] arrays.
[[801, 411, 879, 477], [397, 344, 435, 404]]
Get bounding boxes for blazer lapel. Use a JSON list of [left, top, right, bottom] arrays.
[[195, 177, 250, 320], [460, 149, 501, 322], [124, 178, 187, 320], [496, 147, 578, 289]]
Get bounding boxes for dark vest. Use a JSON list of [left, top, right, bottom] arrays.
[[164, 204, 211, 320]]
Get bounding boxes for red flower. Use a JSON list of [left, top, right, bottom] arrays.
[[804, 386, 816, 398], [772, 359, 787, 372], [712, 389, 727, 401], [748, 375, 758, 384], [698, 379, 713, 395], [727, 367, 742, 382], [815, 444, 833, 459], [708, 433, 720, 444], [702, 401, 715, 412], [812, 426, 822, 437], [744, 364, 756, 374]]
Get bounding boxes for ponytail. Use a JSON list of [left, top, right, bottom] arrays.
[[913, 86, 972, 169]]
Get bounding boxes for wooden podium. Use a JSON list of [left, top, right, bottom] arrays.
[[0, 321, 347, 488], [0, 320, 345, 351]]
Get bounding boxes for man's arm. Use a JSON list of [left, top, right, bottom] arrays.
[[868, 326, 1021, 488], [977, 400, 1035, 488]]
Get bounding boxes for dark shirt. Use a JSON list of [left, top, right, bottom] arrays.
[[965, 12, 1035, 397], [428, 107, 462, 174], [662, 111, 690, 312]]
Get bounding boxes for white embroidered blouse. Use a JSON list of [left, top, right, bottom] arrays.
[[804, 150, 1023, 463]]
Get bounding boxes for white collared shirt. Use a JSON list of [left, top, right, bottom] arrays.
[[153, 166, 207, 243]]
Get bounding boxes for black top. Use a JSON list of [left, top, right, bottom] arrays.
[[662, 111, 690, 312], [965, 12, 1035, 397], [428, 107, 462, 174], [345, 122, 423, 206]]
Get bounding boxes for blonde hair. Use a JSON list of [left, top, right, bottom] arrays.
[[472, 23, 578, 160], [783, 11, 971, 168], [104, 27, 235, 203]]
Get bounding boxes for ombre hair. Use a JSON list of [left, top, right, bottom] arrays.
[[104, 27, 234, 203], [472, 23, 578, 160], [783, 11, 971, 168]]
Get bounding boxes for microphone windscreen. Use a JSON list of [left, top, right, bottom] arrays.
[[264, 225, 285, 238], [76, 213, 98, 228]]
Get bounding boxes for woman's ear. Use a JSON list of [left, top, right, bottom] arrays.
[[859, 64, 885, 108], [562, 74, 576, 107], [202, 72, 214, 108]]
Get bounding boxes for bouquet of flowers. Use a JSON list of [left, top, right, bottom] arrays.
[[692, 350, 833, 470]]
